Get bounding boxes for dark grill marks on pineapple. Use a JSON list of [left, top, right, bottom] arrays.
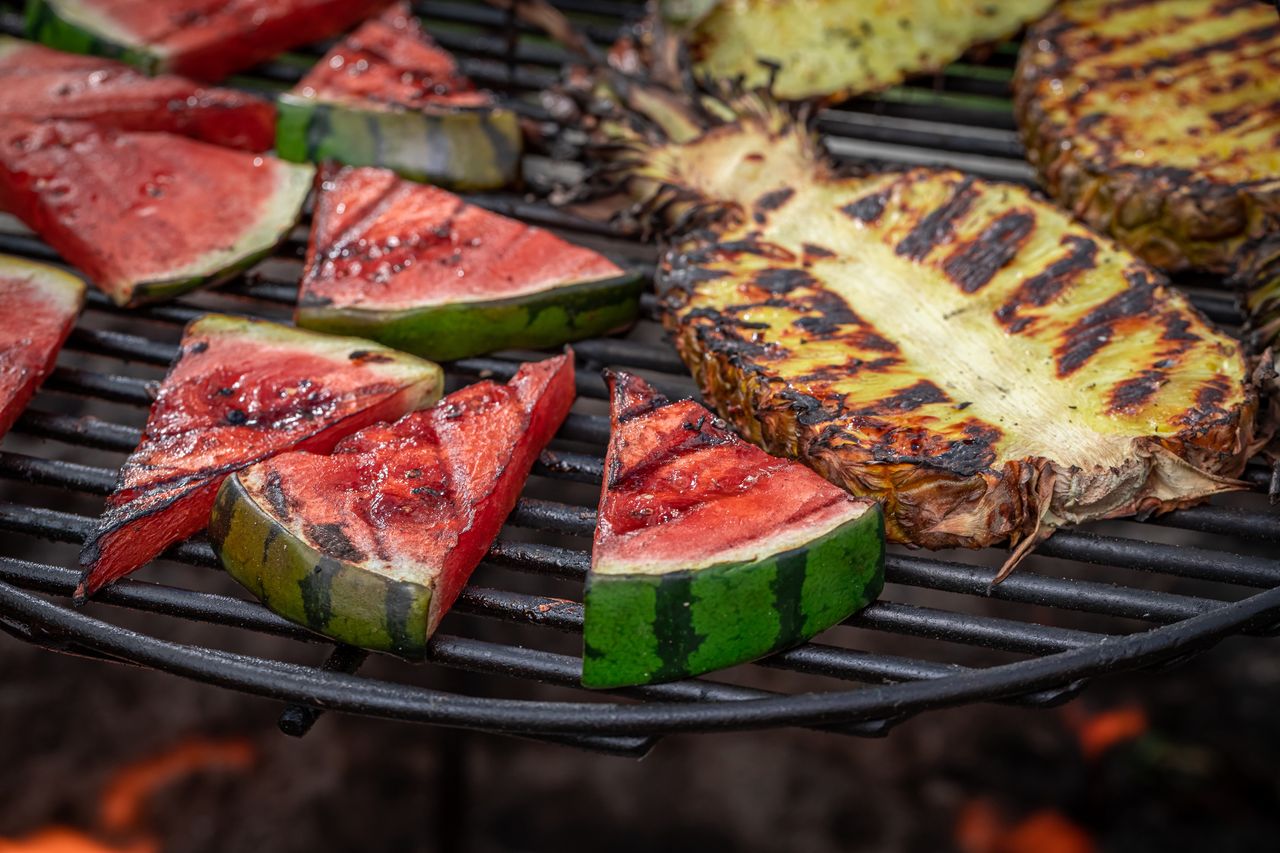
[[895, 177, 977, 260], [1055, 273, 1158, 376], [943, 211, 1036, 293], [995, 235, 1099, 334], [839, 188, 891, 224]]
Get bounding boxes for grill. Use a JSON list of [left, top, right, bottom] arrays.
[[1, 0, 1279, 759]]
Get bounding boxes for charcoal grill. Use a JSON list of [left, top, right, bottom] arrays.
[[1, 0, 1279, 758]]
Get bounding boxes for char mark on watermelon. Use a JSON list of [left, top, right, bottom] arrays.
[[583, 370, 885, 689], [26, 0, 393, 83], [275, 2, 522, 190], [76, 314, 445, 602], [0, 36, 275, 151], [0, 121, 313, 306], [0, 254, 85, 439], [296, 165, 642, 361], [210, 352, 576, 656]]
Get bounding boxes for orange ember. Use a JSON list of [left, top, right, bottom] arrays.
[[1062, 702, 1149, 761], [956, 799, 1095, 853]]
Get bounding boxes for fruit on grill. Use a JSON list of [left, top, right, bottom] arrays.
[[77, 315, 443, 601], [583, 370, 884, 689], [0, 121, 313, 306], [26, 0, 391, 83], [296, 165, 641, 361], [642, 0, 1055, 101], [575, 79, 1255, 573], [210, 353, 574, 656], [1015, 0, 1280, 308], [276, 3, 522, 190], [0, 254, 85, 439], [0, 36, 275, 151]]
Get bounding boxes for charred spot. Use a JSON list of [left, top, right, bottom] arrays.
[[791, 291, 864, 338], [754, 188, 795, 214], [224, 408, 248, 426], [1161, 312, 1201, 343], [869, 420, 1001, 478], [802, 243, 836, 259], [216, 387, 234, 396], [792, 356, 899, 383], [349, 350, 394, 364], [1181, 376, 1235, 426], [615, 395, 668, 424], [304, 522, 367, 563], [942, 211, 1035, 293], [681, 415, 708, 432], [1076, 112, 1106, 131], [1116, 21, 1280, 83], [852, 380, 950, 415], [839, 189, 890, 224], [263, 470, 291, 520], [1055, 280, 1156, 376], [185, 340, 210, 356], [781, 390, 843, 426], [996, 235, 1098, 332], [1108, 369, 1164, 413], [895, 177, 976, 261], [752, 267, 817, 294], [411, 486, 444, 498], [1210, 104, 1253, 131]]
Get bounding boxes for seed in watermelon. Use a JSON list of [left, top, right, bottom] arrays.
[[76, 314, 444, 601], [210, 352, 575, 656], [0, 121, 313, 306], [296, 165, 642, 361], [0, 36, 275, 151], [26, 0, 391, 83], [583, 370, 885, 689], [276, 3, 522, 190], [0, 254, 85, 439]]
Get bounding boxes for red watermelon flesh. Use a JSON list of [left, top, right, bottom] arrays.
[[304, 166, 624, 310], [76, 314, 444, 600], [0, 38, 274, 150], [596, 371, 872, 574], [0, 121, 311, 305], [0, 255, 85, 439], [47, 0, 392, 82], [232, 352, 574, 633], [294, 3, 490, 111]]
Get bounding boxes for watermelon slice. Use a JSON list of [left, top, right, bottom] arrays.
[[583, 371, 885, 689], [26, 0, 391, 83], [210, 353, 575, 656], [76, 314, 444, 601], [296, 166, 642, 361], [0, 254, 85, 439], [0, 36, 275, 151], [0, 121, 313, 306], [276, 3, 521, 190]]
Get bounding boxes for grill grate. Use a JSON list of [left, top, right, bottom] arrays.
[[1, 0, 1278, 757]]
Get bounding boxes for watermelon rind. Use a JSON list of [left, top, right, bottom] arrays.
[[295, 270, 644, 362], [0, 252, 87, 311], [113, 159, 315, 307], [581, 502, 885, 689], [211, 470, 434, 657], [275, 93, 523, 191], [25, 0, 163, 73]]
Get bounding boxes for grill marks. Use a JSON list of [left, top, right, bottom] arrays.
[[1054, 271, 1156, 376], [943, 211, 1035, 293], [996, 236, 1098, 334], [839, 188, 890, 224], [895, 178, 976, 261]]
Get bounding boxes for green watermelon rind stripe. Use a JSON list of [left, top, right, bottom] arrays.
[[296, 270, 644, 362], [275, 93, 523, 191], [26, 0, 162, 73], [210, 471, 434, 658], [581, 504, 886, 689]]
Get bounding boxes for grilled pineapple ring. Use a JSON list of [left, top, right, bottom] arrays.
[[638, 97, 1255, 570], [1014, 0, 1280, 283]]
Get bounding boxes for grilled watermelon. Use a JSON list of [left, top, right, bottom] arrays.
[[77, 315, 444, 601], [584, 371, 883, 688], [277, 3, 522, 190], [1015, 0, 1280, 294], [211, 353, 574, 656], [296, 166, 641, 361], [25, 0, 391, 83], [639, 0, 1055, 102], [0, 121, 312, 306], [0, 254, 85, 439], [568, 78, 1255, 574], [0, 36, 275, 150]]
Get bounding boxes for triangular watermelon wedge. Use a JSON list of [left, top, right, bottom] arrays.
[[277, 3, 521, 190], [0, 254, 85, 439], [0, 121, 313, 306], [26, 0, 391, 83], [296, 165, 642, 360], [210, 353, 575, 656], [77, 315, 444, 601], [583, 371, 885, 688], [0, 36, 275, 151]]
